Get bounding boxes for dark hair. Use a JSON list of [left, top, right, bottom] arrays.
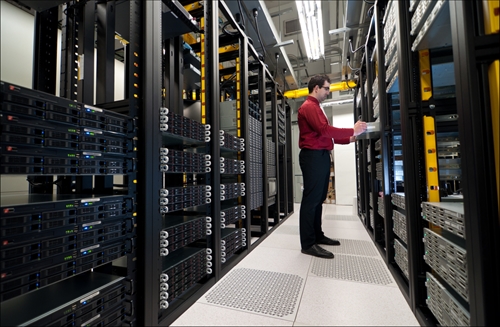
[[308, 74, 331, 93]]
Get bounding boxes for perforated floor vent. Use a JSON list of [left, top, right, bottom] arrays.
[[311, 254, 393, 285], [328, 239, 379, 257], [324, 214, 359, 221], [204, 268, 303, 317]]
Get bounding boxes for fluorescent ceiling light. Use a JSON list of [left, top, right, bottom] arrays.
[[296, 0, 324, 60]]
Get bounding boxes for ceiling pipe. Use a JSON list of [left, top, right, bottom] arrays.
[[283, 80, 357, 99]]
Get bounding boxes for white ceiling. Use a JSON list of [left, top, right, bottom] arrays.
[[266, 0, 372, 88]]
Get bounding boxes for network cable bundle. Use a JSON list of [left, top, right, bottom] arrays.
[[0, 81, 137, 326]]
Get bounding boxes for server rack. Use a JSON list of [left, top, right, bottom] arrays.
[[1, 1, 295, 326], [141, 0, 295, 325], [1, 2, 140, 326], [355, 0, 499, 326]]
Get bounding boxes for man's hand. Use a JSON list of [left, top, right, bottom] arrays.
[[349, 135, 356, 143], [353, 120, 367, 136]]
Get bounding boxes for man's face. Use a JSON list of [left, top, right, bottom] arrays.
[[315, 82, 330, 102]]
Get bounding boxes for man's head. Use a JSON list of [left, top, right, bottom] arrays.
[[307, 74, 331, 103]]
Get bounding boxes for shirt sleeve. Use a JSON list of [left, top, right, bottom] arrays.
[[334, 137, 351, 144], [302, 101, 354, 140]]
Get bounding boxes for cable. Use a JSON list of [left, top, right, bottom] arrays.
[[252, 8, 267, 60], [220, 72, 237, 89], [236, 0, 246, 30], [347, 58, 361, 72], [349, 38, 365, 54], [367, 4, 375, 19], [222, 21, 238, 36]]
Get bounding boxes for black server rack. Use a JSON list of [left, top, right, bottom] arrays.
[[1, 1, 295, 326], [355, 0, 499, 326], [0, 81, 138, 326]]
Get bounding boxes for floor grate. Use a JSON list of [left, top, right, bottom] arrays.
[[324, 214, 359, 221], [311, 254, 393, 285], [325, 238, 378, 257], [204, 268, 303, 317]]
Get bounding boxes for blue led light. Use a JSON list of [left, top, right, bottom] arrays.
[[83, 226, 88, 230], [83, 301, 87, 305], [83, 251, 87, 255]]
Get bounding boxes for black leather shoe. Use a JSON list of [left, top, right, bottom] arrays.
[[317, 236, 341, 246], [301, 244, 334, 259]]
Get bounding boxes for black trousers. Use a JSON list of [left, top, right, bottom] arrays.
[[299, 148, 331, 250]]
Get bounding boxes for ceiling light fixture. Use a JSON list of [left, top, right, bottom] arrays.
[[295, 0, 324, 60]]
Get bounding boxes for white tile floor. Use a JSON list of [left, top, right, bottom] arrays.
[[171, 204, 420, 326]]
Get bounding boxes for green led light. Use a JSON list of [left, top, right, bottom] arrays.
[[68, 128, 76, 133], [66, 204, 74, 208]]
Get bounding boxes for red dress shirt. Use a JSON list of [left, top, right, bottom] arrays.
[[297, 96, 354, 150]]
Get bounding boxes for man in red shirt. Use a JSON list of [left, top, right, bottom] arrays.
[[298, 74, 367, 259]]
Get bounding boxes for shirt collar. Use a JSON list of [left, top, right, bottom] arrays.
[[306, 95, 319, 105]]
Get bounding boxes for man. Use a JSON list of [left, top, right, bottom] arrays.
[[297, 74, 367, 259]]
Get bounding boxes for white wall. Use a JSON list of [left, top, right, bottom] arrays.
[[330, 106, 357, 205], [290, 100, 357, 205], [1, 1, 35, 87]]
